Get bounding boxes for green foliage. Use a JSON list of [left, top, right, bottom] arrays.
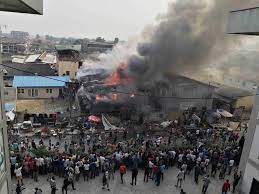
[[31, 146, 50, 157]]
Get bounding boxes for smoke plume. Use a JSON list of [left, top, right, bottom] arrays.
[[79, 0, 259, 86], [126, 0, 241, 84]]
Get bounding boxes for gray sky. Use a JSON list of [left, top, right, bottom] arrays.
[[0, 0, 170, 40]]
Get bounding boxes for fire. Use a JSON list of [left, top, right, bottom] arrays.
[[130, 94, 135, 98], [105, 63, 132, 86]]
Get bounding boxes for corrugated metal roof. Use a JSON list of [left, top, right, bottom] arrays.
[[25, 54, 41, 63], [13, 76, 69, 88]]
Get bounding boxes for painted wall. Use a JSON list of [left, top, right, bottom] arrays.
[[4, 87, 16, 102], [17, 87, 62, 99], [58, 61, 79, 80]]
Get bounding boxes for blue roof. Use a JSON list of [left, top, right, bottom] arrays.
[[13, 76, 69, 88]]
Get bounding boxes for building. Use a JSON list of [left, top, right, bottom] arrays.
[[56, 46, 82, 80], [2, 62, 57, 86], [81, 38, 118, 53], [10, 31, 29, 41], [0, 1, 43, 192], [0, 37, 27, 54], [12, 76, 69, 99], [223, 76, 257, 92], [228, 5, 259, 194], [0, 72, 11, 194]]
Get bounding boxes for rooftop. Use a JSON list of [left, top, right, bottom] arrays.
[[2, 62, 56, 77], [13, 76, 69, 88]]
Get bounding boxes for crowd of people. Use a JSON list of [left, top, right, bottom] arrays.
[[9, 118, 246, 194]]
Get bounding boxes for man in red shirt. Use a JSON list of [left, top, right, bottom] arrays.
[[222, 179, 231, 194], [119, 164, 126, 184]]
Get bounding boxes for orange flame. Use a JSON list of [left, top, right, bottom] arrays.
[[105, 63, 132, 86]]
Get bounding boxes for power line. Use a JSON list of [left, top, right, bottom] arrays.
[[0, 63, 256, 100]]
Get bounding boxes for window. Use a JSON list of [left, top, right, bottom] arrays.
[[28, 89, 31, 96], [66, 71, 70, 76], [21, 89, 24, 93], [18, 88, 21, 93], [46, 89, 53, 93]]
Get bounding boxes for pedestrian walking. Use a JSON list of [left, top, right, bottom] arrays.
[[144, 164, 149, 182], [194, 164, 201, 184], [222, 179, 231, 194], [119, 163, 126, 184], [62, 176, 69, 194], [202, 175, 211, 194], [232, 171, 241, 193], [14, 165, 23, 186], [131, 166, 138, 186], [175, 168, 184, 188], [102, 171, 110, 191], [50, 176, 57, 194]]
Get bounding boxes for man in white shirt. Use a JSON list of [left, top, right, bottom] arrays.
[[175, 168, 184, 188], [14, 166, 23, 185], [228, 159, 235, 175]]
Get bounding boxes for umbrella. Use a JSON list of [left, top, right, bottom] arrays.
[[88, 115, 101, 123]]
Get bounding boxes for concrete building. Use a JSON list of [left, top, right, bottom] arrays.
[[56, 47, 82, 80], [0, 72, 11, 194], [12, 76, 69, 99], [0, 37, 27, 54], [81, 40, 115, 53], [0, 1, 43, 193], [10, 31, 29, 41], [228, 5, 259, 194]]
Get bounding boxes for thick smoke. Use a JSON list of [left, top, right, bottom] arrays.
[[78, 0, 259, 87], [127, 0, 240, 84]]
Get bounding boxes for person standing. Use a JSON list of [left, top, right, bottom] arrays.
[[156, 169, 162, 186], [14, 165, 23, 186], [131, 166, 138, 186], [119, 163, 126, 184], [68, 167, 76, 190], [144, 164, 150, 182], [62, 176, 70, 194], [75, 164, 80, 181], [50, 176, 57, 194], [202, 175, 211, 194], [222, 179, 231, 194], [175, 168, 184, 188], [232, 171, 241, 193], [102, 171, 110, 191], [228, 159, 235, 175], [194, 164, 201, 184], [83, 162, 89, 181]]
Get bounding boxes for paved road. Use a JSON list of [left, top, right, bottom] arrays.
[[11, 166, 234, 194]]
